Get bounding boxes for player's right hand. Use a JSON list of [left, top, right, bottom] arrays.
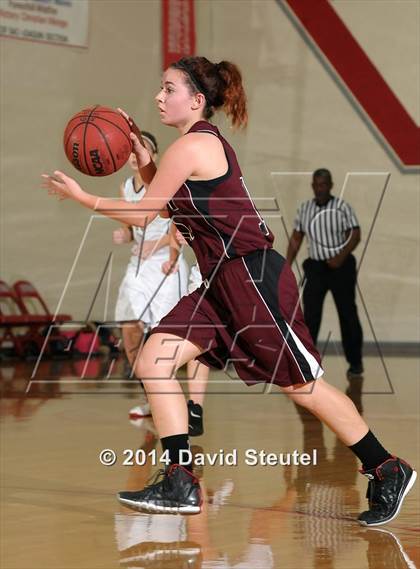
[[131, 134, 152, 169], [117, 108, 142, 140], [113, 227, 131, 245], [117, 109, 151, 169], [162, 260, 179, 275]]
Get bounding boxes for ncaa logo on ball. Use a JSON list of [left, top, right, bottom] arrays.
[[90, 149, 104, 175]]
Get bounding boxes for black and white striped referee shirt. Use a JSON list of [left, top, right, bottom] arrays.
[[294, 196, 359, 261]]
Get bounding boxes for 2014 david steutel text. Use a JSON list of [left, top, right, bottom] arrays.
[[100, 448, 318, 467]]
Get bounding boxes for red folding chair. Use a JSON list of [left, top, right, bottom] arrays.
[[12, 280, 73, 358], [13, 280, 72, 324], [0, 280, 22, 317], [0, 281, 72, 358], [0, 280, 38, 357]]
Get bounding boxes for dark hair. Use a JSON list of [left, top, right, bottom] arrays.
[[313, 168, 332, 181], [170, 56, 248, 129], [141, 131, 158, 154]]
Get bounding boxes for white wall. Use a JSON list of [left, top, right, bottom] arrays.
[[1, 0, 419, 342]]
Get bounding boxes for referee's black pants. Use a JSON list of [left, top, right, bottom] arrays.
[[302, 254, 363, 368]]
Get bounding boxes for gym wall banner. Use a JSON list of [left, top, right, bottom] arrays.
[[162, 0, 196, 70], [0, 0, 89, 48]]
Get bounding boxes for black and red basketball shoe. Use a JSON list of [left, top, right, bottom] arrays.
[[358, 457, 417, 526], [117, 464, 202, 515]]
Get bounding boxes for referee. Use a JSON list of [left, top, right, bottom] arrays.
[[286, 168, 363, 377]]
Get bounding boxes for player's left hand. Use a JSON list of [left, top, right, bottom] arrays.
[[162, 260, 179, 275], [41, 171, 83, 201], [132, 240, 158, 259], [175, 229, 188, 246]]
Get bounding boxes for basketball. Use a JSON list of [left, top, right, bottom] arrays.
[[63, 105, 132, 176]]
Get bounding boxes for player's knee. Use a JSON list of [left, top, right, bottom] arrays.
[[135, 357, 154, 381], [283, 386, 317, 412], [135, 356, 172, 383]]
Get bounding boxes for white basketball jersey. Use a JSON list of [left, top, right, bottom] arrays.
[[123, 176, 171, 262]]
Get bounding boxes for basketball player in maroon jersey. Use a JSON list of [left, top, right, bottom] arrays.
[[43, 57, 416, 525]]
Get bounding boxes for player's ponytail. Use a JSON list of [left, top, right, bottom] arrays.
[[171, 57, 248, 129], [215, 60, 248, 129]]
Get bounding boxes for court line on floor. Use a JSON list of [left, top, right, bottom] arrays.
[[3, 484, 419, 533]]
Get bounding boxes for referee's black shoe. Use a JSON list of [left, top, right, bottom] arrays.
[[347, 364, 364, 378], [117, 464, 202, 515], [358, 457, 417, 526], [188, 400, 204, 437]]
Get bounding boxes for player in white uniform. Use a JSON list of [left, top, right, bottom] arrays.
[[114, 133, 189, 417]]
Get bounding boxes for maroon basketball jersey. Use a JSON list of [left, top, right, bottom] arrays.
[[168, 121, 274, 278]]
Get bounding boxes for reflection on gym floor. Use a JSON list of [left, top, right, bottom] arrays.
[[1, 354, 419, 568]]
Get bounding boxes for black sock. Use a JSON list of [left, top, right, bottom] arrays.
[[161, 434, 192, 471], [349, 430, 392, 471], [188, 400, 202, 411]]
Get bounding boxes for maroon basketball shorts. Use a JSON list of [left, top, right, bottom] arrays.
[[151, 249, 324, 387]]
